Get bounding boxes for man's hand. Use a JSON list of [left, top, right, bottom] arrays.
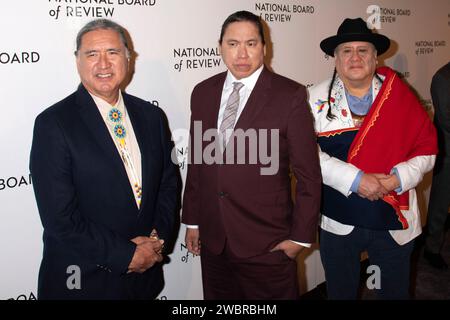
[[358, 173, 389, 201], [270, 240, 305, 259], [128, 236, 164, 273], [373, 173, 400, 193], [185, 228, 201, 256]]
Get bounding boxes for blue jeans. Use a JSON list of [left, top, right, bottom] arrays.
[[320, 227, 414, 300]]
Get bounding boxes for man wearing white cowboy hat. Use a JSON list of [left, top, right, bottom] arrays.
[[308, 17, 438, 299]]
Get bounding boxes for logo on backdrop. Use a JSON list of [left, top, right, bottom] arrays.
[[173, 144, 188, 171], [397, 71, 410, 79], [151, 99, 189, 172], [415, 40, 447, 56], [180, 243, 199, 264], [366, 5, 411, 29], [47, 0, 156, 21], [173, 47, 221, 72], [421, 99, 433, 112], [0, 51, 40, 64], [0, 174, 32, 191], [255, 2, 315, 23], [7, 292, 37, 300]]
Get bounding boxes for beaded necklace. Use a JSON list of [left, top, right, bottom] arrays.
[[106, 105, 142, 207]]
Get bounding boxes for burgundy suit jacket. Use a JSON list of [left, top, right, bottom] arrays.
[[181, 67, 322, 258]]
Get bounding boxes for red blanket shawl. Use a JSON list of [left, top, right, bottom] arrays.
[[348, 66, 437, 228]]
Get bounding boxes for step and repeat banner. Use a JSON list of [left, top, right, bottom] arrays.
[[1, 0, 449, 300]]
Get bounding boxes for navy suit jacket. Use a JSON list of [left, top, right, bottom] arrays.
[[30, 84, 178, 299]]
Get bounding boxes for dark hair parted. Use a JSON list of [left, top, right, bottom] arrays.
[[75, 19, 130, 56], [219, 11, 265, 45], [326, 68, 338, 121]]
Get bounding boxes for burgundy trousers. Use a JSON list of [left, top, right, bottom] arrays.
[[200, 242, 299, 300]]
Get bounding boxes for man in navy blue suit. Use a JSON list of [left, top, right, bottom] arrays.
[[30, 19, 178, 299]]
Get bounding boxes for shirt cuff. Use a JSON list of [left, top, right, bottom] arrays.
[[184, 224, 199, 229], [350, 170, 364, 193], [290, 240, 311, 248], [390, 167, 403, 193]]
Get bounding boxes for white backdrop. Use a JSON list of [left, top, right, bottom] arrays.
[[0, 0, 449, 300]]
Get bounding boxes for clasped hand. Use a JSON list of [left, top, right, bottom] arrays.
[[357, 173, 400, 201], [128, 229, 164, 274]]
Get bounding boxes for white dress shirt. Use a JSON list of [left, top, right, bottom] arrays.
[[216, 66, 263, 131], [90, 91, 142, 208]]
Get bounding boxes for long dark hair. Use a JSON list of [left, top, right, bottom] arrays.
[[326, 68, 338, 121]]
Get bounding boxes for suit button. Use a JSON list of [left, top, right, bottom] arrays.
[[218, 191, 228, 198]]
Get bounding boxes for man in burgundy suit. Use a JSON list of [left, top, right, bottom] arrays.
[[181, 11, 322, 299]]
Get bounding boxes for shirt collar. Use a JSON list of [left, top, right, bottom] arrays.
[[345, 85, 373, 116], [89, 91, 126, 115], [346, 86, 373, 103], [224, 65, 264, 91]]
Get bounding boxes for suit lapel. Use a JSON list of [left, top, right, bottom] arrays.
[[123, 93, 152, 213], [234, 67, 271, 131], [207, 72, 227, 130], [76, 85, 137, 208]]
